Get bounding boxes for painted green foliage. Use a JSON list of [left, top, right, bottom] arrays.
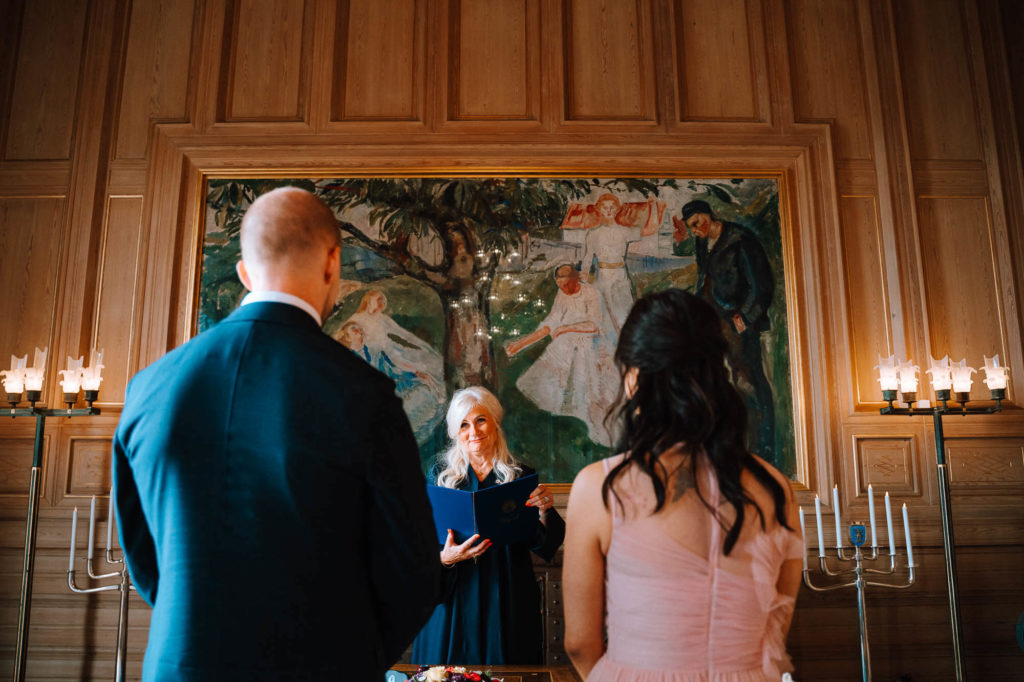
[[202, 177, 795, 481]]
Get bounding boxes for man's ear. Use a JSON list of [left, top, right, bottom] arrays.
[[236, 260, 253, 291], [324, 244, 341, 283]]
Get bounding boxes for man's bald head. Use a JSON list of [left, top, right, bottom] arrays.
[[240, 187, 340, 271], [235, 187, 344, 323]]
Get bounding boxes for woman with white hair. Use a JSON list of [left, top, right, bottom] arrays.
[[412, 386, 566, 666]]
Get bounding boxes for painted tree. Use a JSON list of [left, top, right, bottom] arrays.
[[205, 177, 672, 389], [316, 177, 673, 388]]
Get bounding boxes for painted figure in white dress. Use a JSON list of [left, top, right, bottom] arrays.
[[340, 290, 446, 443], [569, 193, 662, 335], [505, 265, 618, 446]]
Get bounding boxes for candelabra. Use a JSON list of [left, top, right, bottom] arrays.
[[801, 489, 916, 682], [3, 347, 104, 682], [68, 494, 134, 682], [876, 353, 1010, 682]]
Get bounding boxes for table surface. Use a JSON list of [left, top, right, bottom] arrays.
[[392, 664, 583, 682]]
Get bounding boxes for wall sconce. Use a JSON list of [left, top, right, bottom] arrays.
[[3, 346, 103, 682], [876, 351, 1009, 682]]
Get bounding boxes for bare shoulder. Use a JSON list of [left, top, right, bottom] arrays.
[[570, 460, 607, 499], [571, 454, 626, 493], [751, 454, 794, 493], [570, 457, 623, 520], [567, 458, 614, 551], [747, 454, 799, 527]]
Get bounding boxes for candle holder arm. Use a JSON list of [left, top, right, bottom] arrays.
[[864, 569, 915, 590], [87, 557, 122, 580], [817, 554, 856, 577], [862, 554, 898, 575], [802, 570, 857, 592], [68, 570, 121, 594]]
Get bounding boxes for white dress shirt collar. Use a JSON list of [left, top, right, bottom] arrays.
[[240, 290, 322, 327]]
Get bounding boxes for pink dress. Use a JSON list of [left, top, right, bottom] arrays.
[[586, 456, 803, 682]]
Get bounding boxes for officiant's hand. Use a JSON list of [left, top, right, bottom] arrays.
[[526, 484, 554, 522], [440, 530, 491, 566]]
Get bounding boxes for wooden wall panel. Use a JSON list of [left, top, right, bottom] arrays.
[[91, 197, 144, 404], [0, 439, 35, 496], [853, 435, 921, 497], [50, 419, 118, 508], [332, 0, 423, 121], [839, 196, 892, 405], [562, 0, 656, 121], [115, 0, 196, 159], [893, 0, 983, 161], [674, 0, 759, 122], [65, 438, 112, 497], [916, 196, 1005, 401], [3, 0, 88, 160], [0, 0, 20, 137], [0, 198, 66, 378], [1001, 0, 1024, 166], [222, 0, 310, 121], [946, 437, 1024, 490], [450, 0, 538, 120], [785, 0, 872, 160]]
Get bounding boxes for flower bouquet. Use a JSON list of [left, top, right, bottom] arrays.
[[410, 665, 498, 681]]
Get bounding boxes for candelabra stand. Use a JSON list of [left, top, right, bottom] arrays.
[[880, 388, 1003, 682], [68, 497, 134, 682], [7, 391, 100, 682], [802, 522, 916, 682]]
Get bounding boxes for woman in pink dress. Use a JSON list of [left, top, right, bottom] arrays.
[[564, 289, 803, 681]]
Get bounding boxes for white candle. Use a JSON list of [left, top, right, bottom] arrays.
[[814, 495, 825, 557], [902, 503, 914, 567], [69, 507, 78, 572], [106, 489, 114, 552], [799, 507, 807, 570], [832, 485, 842, 549], [87, 496, 96, 560], [868, 485, 877, 548], [885, 492, 895, 556]]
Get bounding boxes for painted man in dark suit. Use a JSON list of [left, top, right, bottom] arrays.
[[680, 199, 776, 464], [113, 187, 440, 681]]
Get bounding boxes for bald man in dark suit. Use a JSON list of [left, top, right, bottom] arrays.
[[113, 187, 440, 680]]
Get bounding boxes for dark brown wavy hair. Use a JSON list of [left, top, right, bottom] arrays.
[[602, 289, 791, 555]]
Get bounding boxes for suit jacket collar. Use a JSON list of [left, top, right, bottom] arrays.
[[224, 301, 324, 333]]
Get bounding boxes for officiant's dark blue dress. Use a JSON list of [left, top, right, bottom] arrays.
[[412, 465, 565, 665]]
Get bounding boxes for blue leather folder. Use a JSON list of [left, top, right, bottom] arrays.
[[425, 473, 539, 547]]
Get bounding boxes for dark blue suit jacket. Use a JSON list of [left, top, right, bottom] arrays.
[[113, 301, 440, 681]]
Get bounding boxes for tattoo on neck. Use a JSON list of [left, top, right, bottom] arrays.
[[671, 465, 695, 502]]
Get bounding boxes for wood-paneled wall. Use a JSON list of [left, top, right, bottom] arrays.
[[1, 0, 1022, 679]]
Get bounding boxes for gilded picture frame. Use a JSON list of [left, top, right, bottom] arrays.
[[197, 175, 802, 488]]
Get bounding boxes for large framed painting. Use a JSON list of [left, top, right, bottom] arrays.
[[199, 176, 798, 485]]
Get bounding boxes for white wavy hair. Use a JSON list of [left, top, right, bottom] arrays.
[[435, 386, 522, 489]]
